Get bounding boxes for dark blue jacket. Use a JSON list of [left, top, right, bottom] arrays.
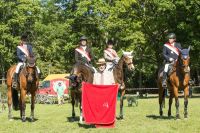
[[163, 42, 182, 62], [75, 46, 93, 64], [17, 44, 34, 62]]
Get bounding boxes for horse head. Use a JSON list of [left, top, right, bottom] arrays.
[[122, 50, 135, 71], [25, 56, 37, 83], [68, 63, 87, 88], [178, 46, 190, 73]]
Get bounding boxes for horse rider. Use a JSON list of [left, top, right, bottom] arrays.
[[93, 58, 115, 85], [162, 33, 182, 87], [75, 36, 95, 72], [104, 40, 119, 70], [12, 34, 41, 88]]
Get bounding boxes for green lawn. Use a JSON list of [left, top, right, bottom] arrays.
[[0, 97, 200, 133]]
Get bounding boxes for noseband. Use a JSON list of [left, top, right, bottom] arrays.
[[178, 55, 190, 73]]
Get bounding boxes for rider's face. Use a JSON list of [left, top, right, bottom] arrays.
[[169, 38, 176, 44], [108, 44, 113, 49], [81, 40, 87, 46], [98, 64, 106, 72]]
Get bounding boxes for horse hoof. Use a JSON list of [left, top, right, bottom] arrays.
[[22, 117, 26, 122], [176, 115, 181, 120], [79, 121, 83, 124], [119, 115, 124, 119], [168, 113, 171, 117], [30, 118, 34, 122], [160, 111, 163, 116], [184, 115, 188, 119], [70, 118, 75, 122]]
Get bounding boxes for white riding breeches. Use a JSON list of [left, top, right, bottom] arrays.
[[15, 62, 25, 73], [36, 66, 41, 74], [164, 63, 170, 73], [15, 62, 41, 74]]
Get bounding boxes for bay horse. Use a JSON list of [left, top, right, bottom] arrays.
[[68, 50, 134, 122], [158, 47, 190, 119], [113, 50, 135, 119], [68, 63, 93, 123], [7, 57, 39, 122]]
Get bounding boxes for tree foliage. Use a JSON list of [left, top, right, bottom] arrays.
[[0, 0, 200, 87]]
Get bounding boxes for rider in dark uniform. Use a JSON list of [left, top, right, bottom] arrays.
[[12, 34, 40, 88], [162, 33, 182, 87], [69, 36, 95, 81], [74, 36, 95, 72], [75, 36, 93, 64]]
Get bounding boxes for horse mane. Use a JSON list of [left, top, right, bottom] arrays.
[[173, 48, 190, 72], [113, 55, 125, 84], [73, 63, 94, 83]]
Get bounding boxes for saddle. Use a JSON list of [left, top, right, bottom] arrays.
[[13, 58, 37, 86], [159, 64, 175, 78]]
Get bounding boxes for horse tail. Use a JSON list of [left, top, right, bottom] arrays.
[[12, 89, 19, 110]]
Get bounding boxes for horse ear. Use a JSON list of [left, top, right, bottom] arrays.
[[188, 46, 191, 52], [130, 51, 133, 54], [177, 47, 182, 53]]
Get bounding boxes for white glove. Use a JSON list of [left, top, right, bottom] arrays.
[[169, 58, 174, 62]]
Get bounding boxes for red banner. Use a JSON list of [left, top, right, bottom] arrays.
[[82, 82, 119, 128]]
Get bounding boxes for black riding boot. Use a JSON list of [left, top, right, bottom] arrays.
[[162, 72, 168, 87], [12, 73, 18, 88]]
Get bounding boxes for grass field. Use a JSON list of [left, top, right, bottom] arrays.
[[0, 97, 200, 133]]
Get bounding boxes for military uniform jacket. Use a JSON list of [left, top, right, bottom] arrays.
[[75, 46, 93, 64], [163, 42, 182, 62], [17, 43, 34, 62]]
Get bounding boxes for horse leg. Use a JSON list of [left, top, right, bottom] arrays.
[[168, 92, 173, 117], [30, 92, 35, 122], [19, 95, 22, 118], [71, 93, 76, 121], [79, 95, 83, 124], [184, 86, 189, 118], [173, 87, 180, 119], [158, 86, 164, 116], [7, 86, 13, 120], [20, 89, 27, 122], [119, 89, 125, 119]]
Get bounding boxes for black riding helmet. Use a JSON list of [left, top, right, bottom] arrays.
[[80, 36, 87, 41], [21, 34, 28, 41], [167, 33, 176, 39], [107, 40, 114, 45]]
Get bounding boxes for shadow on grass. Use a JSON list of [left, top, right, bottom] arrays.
[[12, 117, 38, 122], [146, 114, 175, 120], [66, 117, 95, 128], [189, 95, 200, 99], [78, 123, 95, 129]]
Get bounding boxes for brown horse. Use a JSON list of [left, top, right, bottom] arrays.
[[68, 50, 135, 122], [158, 47, 190, 119], [7, 57, 39, 122], [113, 51, 135, 119], [68, 63, 93, 123]]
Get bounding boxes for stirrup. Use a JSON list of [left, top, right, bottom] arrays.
[[12, 82, 17, 88], [162, 81, 167, 87]]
